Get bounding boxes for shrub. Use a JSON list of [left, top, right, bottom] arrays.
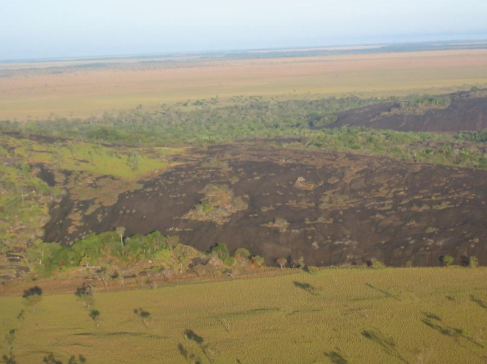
[[276, 258, 287, 269], [306, 266, 320, 275], [252, 255, 265, 267], [367, 259, 386, 269], [211, 243, 230, 261], [234, 248, 251, 259], [89, 309, 100, 327], [439, 255, 454, 267], [468, 256, 479, 269]]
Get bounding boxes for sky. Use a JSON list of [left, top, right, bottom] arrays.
[[1, 0, 487, 60]]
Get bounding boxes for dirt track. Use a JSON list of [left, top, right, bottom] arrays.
[[43, 143, 487, 267], [327, 91, 487, 132]]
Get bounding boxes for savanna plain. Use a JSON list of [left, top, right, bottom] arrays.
[[1, 43, 487, 364]]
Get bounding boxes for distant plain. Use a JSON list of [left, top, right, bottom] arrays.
[[1, 49, 487, 120]]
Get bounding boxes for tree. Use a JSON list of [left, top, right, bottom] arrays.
[[89, 309, 100, 327], [110, 270, 125, 288], [276, 258, 287, 269], [211, 243, 230, 261], [234, 248, 251, 259], [115, 227, 126, 247], [440, 255, 454, 267], [22, 286, 43, 311], [75, 283, 94, 309], [252, 255, 265, 267], [95, 267, 108, 291], [133, 308, 151, 329]]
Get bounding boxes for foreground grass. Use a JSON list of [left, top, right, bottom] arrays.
[[1, 268, 486, 363]]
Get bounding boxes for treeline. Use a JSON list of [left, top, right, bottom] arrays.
[[299, 127, 487, 169], [0, 96, 389, 146], [22, 231, 264, 281], [0, 94, 485, 169]]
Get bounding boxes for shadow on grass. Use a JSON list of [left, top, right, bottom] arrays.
[[287, 308, 322, 316], [365, 283, 401, 301], [293, 281, 320, 296], [73, 331, 169, 339], [224, 307, 280, 317], [325, 349, 348, 364], [182, 329, 217, 363], [470, 295, 487, 310], [362, 329, 409, 364], [178, 343, 203, 364], [421, 312, 485, 358]]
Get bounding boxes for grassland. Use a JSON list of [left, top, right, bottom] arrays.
[[1, 50, 487, 120], [0, 132, 182, 249], [1, 268, 487, 363]]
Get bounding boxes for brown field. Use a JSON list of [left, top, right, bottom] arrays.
[[1, 50, 487, 120]]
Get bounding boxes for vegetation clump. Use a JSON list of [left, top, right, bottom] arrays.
[[183, 185, 248, 224], [440, 255, 454, 267]]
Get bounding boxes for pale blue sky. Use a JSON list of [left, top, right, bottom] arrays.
[[1, 0, 487, 60]]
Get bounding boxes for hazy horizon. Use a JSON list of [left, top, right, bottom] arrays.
[[1, 0, 487, 61]]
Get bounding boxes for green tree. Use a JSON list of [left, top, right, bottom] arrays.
[[75, 283, 94, 309], [22, 286, 43, 311], [211, 243, 230, 263], [252, 255, 265, 267], [440, 255, 454, 267], [89, 309, 100, 328], [234, 248, 251, 259], [95, 268, 108, 291]]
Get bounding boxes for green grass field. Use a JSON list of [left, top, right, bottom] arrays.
[[1, 268, 487, 363]]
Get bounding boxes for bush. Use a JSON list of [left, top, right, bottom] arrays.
[[211, 243, 230, 261], [367, 259, 386, 269], [252, 255, 265, 267], [276, 258, 287, 269], [234, 248, 251, 259], [468, 256, 479, 269], [439, 255, 454, 267], [306, 266, 320, 275]]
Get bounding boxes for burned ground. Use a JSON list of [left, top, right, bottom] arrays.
[[43, 143, 487, 267], [326, 91, 487, 132]]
